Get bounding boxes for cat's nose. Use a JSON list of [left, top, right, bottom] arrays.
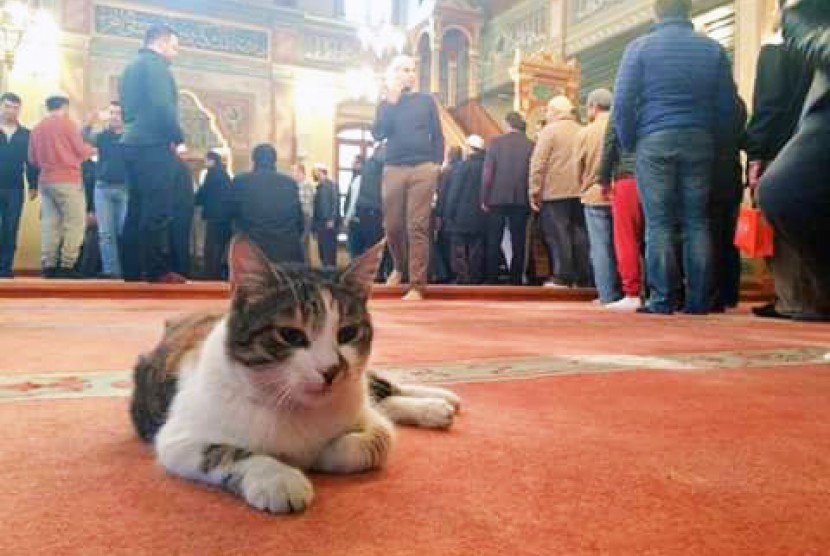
[[320, 365, 341, 386]]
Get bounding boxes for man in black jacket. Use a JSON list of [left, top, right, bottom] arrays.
[[345, 150, 384, 260], [373, 55, 445, 300], [312, 163, 339, 269], [0, 92, 38, 278], [745, 0, 814, 320], [229, 144, 304, 265], [759, 0, 830, 322], [446, 136, 487, 284], [119, 24, 186, 283], [481, 111, 534, 285]]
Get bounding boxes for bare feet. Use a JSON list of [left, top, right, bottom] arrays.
[[385, 270, 403, 287], [402, 289, 424, 301]]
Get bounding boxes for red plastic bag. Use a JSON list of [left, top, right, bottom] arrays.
[[734, 207, 774, 258]]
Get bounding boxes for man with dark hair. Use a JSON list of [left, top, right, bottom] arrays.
[[84, 101, 128, 278], [613, 0, 737, 314], [312, 163, 339, 269], [482, 110, 534, 285], [29, 94, 95, 278], [119, 23, 186, 283], [0, 92, 38, 278], [229, 144, 304, 265], [344, 152, 384, 261]]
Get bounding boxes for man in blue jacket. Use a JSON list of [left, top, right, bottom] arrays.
[[613, 0, 736, 314]]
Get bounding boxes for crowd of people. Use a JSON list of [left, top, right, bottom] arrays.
[[0, 0, 826, 320]]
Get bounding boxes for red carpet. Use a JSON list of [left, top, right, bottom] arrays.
[[0, 298, 828, 555]]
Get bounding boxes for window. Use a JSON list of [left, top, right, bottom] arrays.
[[343, 0, 392, 26]]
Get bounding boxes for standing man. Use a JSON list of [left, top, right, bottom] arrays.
[[85, 101, 128, 278], [529, 95, 589, 288], [0, 93, 38, 278], [745, 0, 814, 319], [312, 163, 339, 269], [119, 24, 186, 283], [576, 89, 623, 306], [343, 155, 364, 258], [613, 0, 737, 314], [482, 111, 534, 285], [29, 95, 95, 278], [345, 149, 385, 261], [372, 55, 445, 301]]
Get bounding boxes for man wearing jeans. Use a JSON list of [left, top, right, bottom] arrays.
[[613, 0, 736, 314], [86, 101, 128, 278], [576, 89, 622, 306], [119, 24, 186, 283], [29, 95, 95, 278], [372, 55, 445, 301], [0, 93, 38, 278]]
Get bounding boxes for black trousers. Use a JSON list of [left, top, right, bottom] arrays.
[[316, 227, 338, 268], [759, 110, 830, 315], [485, 205, 529, 285], [540, 199, 592, 286], [710, 184, 742, 309], [122, 145, 176, 281], [170, 205, 193, 277], [347, 209, 384, 259], [451, 233, 484, 285], [0, 187, 23, 275], [204, 219, 232, 280]]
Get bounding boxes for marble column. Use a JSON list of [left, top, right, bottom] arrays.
[[733, 0, 776, 104], [430, 33, 442, 94], [468, 48, 479, 100]]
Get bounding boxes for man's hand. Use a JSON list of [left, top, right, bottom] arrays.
[[28, 189, 38, 202], [481, 203, 490, 213], [325, 220, 335, 230], [384, 82, 404, 105], [747, 160, 765, 192], [86, 213, 97, 228]]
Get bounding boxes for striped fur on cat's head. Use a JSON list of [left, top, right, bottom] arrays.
[[226, 236, 384, 408]]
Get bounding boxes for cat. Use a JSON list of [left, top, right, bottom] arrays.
[[130, 236, 461, 513]]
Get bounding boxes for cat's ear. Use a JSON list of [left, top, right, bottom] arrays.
[[228, 235, 275, 298], [340, 239, 386, 299]]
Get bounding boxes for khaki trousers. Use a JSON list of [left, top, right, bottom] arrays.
[[382, 162, 439, 288], [39, 182, 86, 270]]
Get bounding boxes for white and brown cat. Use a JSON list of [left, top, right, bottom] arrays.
[[130, 237, 460, 513]]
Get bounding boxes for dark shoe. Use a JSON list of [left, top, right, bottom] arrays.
[[637, 306, 673, 315], [55, 268, 84, 279], [0, 271, 13, 279], [149, 272, 188, 284], [682, 309, 710, 316], [42, 267, 58, 278], [792, 312, 830, 323], [752, 303, 792, 320]]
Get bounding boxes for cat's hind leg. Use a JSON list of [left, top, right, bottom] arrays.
[[156, 432, 313, 513], [376, 396, 456, 429], [396, 384, 462, 413]]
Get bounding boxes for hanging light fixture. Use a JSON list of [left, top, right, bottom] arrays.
[[0, 0, 33, 70]]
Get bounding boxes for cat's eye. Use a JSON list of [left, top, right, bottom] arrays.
[[337, 325, 361, 344], [277, 327, 309, 348]]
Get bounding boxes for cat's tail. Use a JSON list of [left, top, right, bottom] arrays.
[[130, 350, 179, 443]]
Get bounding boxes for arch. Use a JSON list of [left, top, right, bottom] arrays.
[[178, 89, 233, 174], [439, 28, 471, 106], [440, 24, 474, 46]]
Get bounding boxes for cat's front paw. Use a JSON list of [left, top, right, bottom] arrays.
[[432, 388, 462, 413], [239, 456, 314, 514], [315, 424, 394, 474], [416, 398, 456, 429]]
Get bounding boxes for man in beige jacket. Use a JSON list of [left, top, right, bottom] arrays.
[[576, 89, 630, 308], [529, 95, 591, 287]]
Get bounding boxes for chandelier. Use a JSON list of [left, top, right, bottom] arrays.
[[0, 1, 32, 70], [358, 23, 406, 59]]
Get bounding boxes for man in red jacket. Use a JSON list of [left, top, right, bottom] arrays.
[[29, 95, 95, 278]]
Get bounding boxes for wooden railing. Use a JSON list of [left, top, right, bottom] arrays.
[[450, 100, 505, 142]]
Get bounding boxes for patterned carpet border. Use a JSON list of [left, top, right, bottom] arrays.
[[1, 347, 828, 403]]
